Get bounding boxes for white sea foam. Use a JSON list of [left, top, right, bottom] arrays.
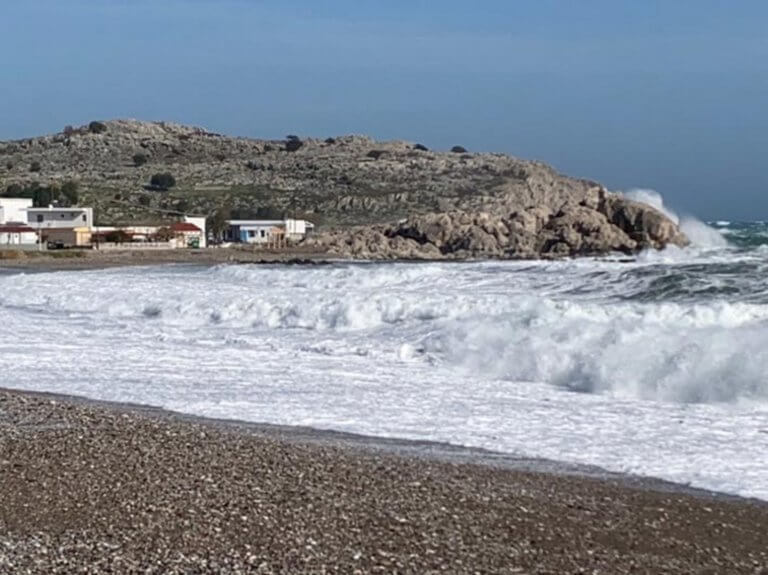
[[623, 188, 680, 224], [623, 188, 729, 249], [1, 260, 767, 499]]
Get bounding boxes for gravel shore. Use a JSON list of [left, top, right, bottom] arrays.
[[1, 389, 766, 574]]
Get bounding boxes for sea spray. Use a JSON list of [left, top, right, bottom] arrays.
[[623, 188, 729, 248]]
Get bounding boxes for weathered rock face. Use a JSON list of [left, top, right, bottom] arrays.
[[305, 190, 688, 260]]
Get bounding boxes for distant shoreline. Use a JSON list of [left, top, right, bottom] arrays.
[[0, 246, 335, 271]]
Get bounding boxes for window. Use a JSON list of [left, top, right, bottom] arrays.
[[36, 215, 43, 223], [82, 214, 87, 222], [60, 214, 65, 218], [248, 230, 255, 238], [260, 229, 266, 238]]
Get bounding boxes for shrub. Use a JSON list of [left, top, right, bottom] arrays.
[[451, 145, 468, 153], [284, 136, 303, 152], [29, 161, 42, 172], [324, 137, 336, 144], [88, 121, 108, 134], [105, 230, 130, 243], [5, 161, 12, 170], [63, 125, 75, 136], [367, 150, 386, 160], [263, 144, 275, 152], [4, 183, 22, 197], [256, 205, 284, 219], [413, 143, 429, 151], [215, 152, 227, 162], [133, 153, 148, 167], [138, 195, 151, 206], [149, 173, 176, 190], [153, 227, 174, 242]]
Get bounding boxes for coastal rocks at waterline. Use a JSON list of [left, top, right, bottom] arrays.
[[304, 190, 688, 259]]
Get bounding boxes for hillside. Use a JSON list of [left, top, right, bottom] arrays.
[[0, 120, 600, 224], [0, 119, 685, 258]]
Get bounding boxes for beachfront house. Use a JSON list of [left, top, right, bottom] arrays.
[[22, 206, 94, 247], [225, 218, 314, 245], [182, 216, 207, 248], [170, 222, 204, 248], [25, 206, 94, 230]]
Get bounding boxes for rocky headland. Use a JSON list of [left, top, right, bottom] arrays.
[[0, 119, 686, 259]]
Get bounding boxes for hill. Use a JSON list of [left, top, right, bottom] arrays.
[[0, 119, 685, 258]]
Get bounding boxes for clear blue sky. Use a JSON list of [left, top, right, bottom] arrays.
[[2, 0, 767, 219]]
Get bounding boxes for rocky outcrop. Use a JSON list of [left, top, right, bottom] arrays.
[[305, 190, 688, 259]]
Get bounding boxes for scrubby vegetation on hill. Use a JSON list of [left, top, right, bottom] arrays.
[[0, 119, 575, 227]]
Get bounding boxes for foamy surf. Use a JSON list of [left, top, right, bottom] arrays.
[[1, 221, 768, 500]]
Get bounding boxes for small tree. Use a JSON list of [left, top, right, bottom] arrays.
[[150, 173, 176, 190], [153, 227, 175, 242], [207, 205, 231, 242], [285, 135, 303, 152], [413, 143, 429, 151], [88, 121, 108, 134], [32, 185, 52, 207], [133, 153, 148, 167], [29, 161, 42, 172], [61, 180, 79, 206], [451, 145, 468, 153], [4, 183, 23, 197]]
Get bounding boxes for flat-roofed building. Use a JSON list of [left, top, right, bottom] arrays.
[[25, 206, 93, 230], [225, 219, 314, 245]]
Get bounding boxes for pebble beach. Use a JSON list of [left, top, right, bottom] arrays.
[[1, 389, 766, 574]]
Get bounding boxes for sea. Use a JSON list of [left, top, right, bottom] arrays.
[[2, 195, 768, 500]]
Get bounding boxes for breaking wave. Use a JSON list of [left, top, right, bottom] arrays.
[[421, 298, 768, 404], [623, 188, 728, 249], [3, 253, 768, 406]]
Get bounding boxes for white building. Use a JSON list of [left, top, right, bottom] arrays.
[[226, 219, 314, 244], [26, 206, 94, 230], [183, 216, 207, 248], [0, 198, 33, 224], [170, 222, 204, 248]]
